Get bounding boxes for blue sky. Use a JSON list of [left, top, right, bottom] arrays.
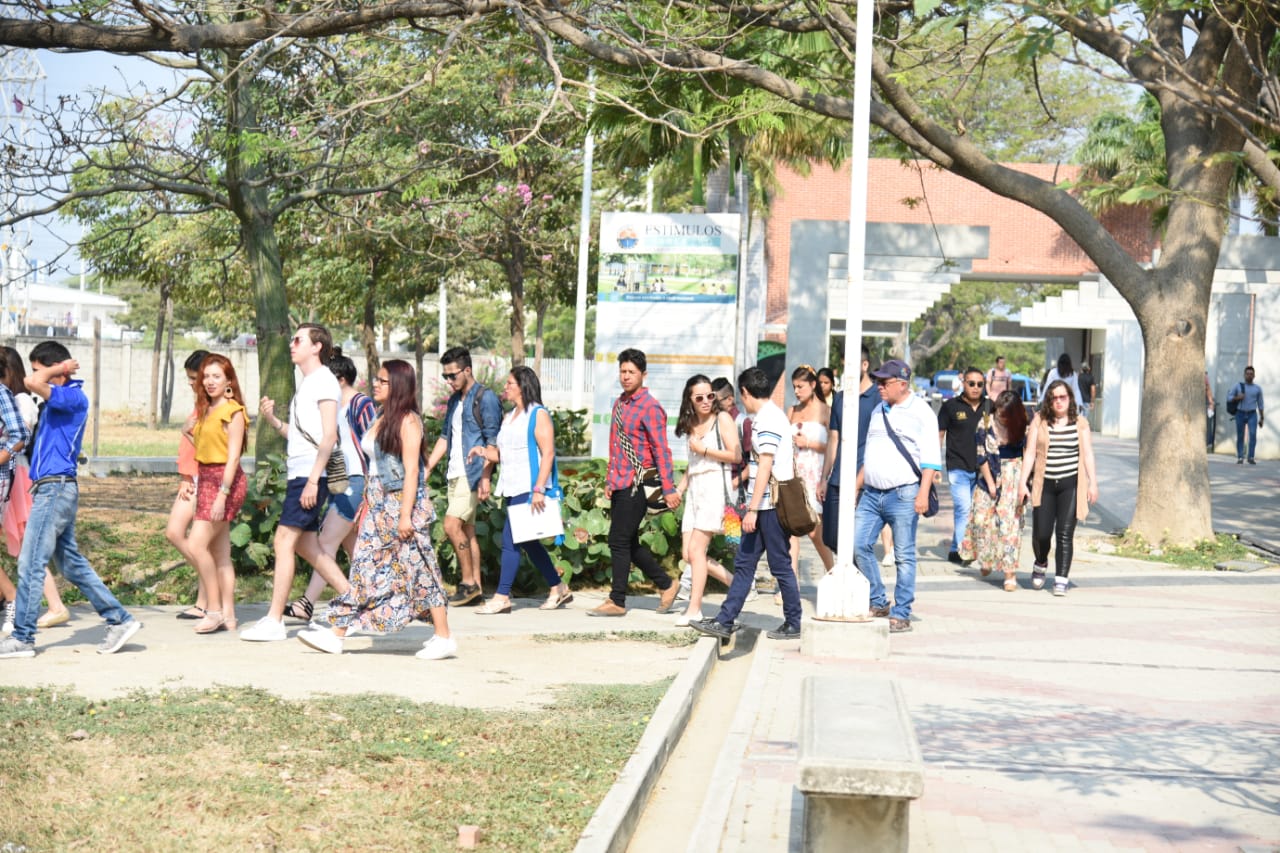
[[12, 49, 178, 283]]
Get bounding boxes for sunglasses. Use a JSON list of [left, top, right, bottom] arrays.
[[692, 394, 716, 404], [876, 377, 904, 386], [289, 335, 307, 346], [1050, 394, 1070, 401], [966, 380, 985, 387], [442, 371, 461, 382]]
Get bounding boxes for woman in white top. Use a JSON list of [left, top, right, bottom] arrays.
[[470, 366, 572, 615], [789, 365, 835, 579], [673, 375, 740, 627], [1043, 353, 1084, 409]]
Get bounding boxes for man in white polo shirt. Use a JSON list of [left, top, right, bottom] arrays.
[[855, 359, 941, 634]]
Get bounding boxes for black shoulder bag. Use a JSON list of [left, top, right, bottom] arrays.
[[880, 408, 939, 518]]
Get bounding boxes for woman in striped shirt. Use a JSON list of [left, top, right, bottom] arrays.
[[1019, 380, 1098, 596]]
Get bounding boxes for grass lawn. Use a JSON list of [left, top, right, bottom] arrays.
[[85, 410, 257, 457], [0, 681, 668, 851]]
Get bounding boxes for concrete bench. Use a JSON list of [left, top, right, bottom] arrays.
[[797, 676, 925, 852]]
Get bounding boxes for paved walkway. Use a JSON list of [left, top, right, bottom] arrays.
[[710, 439, 1280, 852]]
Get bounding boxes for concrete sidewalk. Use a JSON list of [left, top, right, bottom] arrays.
[[709, 545, 1280, 852], [699, 436, 1280, 852]]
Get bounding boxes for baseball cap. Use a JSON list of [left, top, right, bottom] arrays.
[[870, 359, 911, 381]]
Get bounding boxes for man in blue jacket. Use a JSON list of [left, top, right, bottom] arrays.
[[0, 341, 142, 658], [427, 346, 502, 606]]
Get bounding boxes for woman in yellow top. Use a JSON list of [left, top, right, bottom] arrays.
[[187, 354, 249, 633]]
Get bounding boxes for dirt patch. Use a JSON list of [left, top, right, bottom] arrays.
[[78, 474, 177, 516]]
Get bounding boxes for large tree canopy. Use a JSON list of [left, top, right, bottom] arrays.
[[3, 0, 1277, 543]]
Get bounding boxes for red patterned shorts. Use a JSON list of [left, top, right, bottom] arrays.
[[195, 463, 247, 522]]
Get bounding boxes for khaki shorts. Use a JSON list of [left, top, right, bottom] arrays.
[[446, 475, 479, 523]]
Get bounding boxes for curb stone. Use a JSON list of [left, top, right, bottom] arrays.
[[574, 635, 719, 853]]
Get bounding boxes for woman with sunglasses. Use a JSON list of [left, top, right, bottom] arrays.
[[468, 365, 573, 614], [959, 390, 1029, 591], [1019, 379, 1099, 596], [673, 375, 740, 626], [296, 360, 456, 659], [788, 365, 835, 589]]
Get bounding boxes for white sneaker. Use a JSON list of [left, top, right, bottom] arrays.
[[745, 583, 759, 602], [2, 600, 14, 636], [676, 563, 692, 601], [97, 620, 142, 655], [416, 635, 457, 660], [297, 627, 343, 654], [674, 609, 702, 628], [882, 553, 895, 567], [240, 616, 287, 642], [0, 636, 35, 658]]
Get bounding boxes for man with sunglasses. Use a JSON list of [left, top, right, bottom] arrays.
[[244, 324, 350, 642], [426, 346, 502, 606], [937, 367, 992, 564]]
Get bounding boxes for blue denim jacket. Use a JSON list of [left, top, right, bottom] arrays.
[[371, 440, 424, 492], [441, 382, 502, 490]]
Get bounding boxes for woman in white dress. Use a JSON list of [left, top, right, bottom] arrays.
[[673, 375, 740, 627], [789, 365, 835, 580]]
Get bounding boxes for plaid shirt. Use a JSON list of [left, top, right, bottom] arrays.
[[0, 385, 30, 476], [607, 387, 676, 494]]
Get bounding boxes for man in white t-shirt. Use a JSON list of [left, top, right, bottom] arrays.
[[691, 366, 803, 641], [855, 359, 941, 634], [243, 323, 351, 642]]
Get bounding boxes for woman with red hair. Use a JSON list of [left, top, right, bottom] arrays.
[[187, 354, 249, 633]]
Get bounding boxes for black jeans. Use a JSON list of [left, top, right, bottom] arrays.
[[608, 486, 672, 606], [1032, 475, 1078, 578]]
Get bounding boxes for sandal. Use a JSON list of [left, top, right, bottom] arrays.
[[1003, 574, 1018, 592], [194, 611, 226, 634], [476, 599, 512, 615], [283, 596, 313, 621], [539, 590, 574, 611], [176, 606, 206, 620]]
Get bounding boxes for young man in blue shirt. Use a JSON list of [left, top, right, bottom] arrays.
[[0, 341, 142, 658]]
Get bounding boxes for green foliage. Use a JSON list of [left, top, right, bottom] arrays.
[[229, 452, 289, 572], [551, 408, 591, 456]]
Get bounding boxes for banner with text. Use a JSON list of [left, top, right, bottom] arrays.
[[591, 212, 740, 459]]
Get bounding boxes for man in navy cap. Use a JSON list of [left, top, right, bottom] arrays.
[[854, 359, 941, 633]]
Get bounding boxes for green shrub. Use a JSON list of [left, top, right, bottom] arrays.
[[229, 452, 288, 572]]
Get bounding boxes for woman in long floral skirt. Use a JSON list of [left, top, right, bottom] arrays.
[[960, 390, 1029, 590], [296, 359, 455, 659]]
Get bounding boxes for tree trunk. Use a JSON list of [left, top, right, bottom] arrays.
[[148, 286, 166, 430], [533, 300, 547, 376], [224, 48, 292, 454], [362, 255, 381, 386], [160, 293, 175, 424], [504, 245, 526, 366]]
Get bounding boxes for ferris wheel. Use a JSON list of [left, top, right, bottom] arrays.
[[1, 47, 45, 327]]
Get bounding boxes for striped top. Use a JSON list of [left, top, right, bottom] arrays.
[[1043, 421, 1080, 479]]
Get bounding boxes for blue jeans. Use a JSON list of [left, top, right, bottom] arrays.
[[947, 468, 978, 552], [12, 480, 132, 645], [854, 484, 920, 621], [1236, 411, 1258, 460], [715, 509, 802, 628], [498, 494, 562, 596]]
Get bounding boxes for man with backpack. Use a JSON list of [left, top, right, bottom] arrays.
[[1229, 366, 1265, 464], [427, 346, 503, 605]]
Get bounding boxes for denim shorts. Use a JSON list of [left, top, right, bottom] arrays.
[[327, 475, 365, 523], [279, 477, 332, 531]]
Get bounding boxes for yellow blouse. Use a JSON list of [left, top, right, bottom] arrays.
[[194, 400, 247, 465]]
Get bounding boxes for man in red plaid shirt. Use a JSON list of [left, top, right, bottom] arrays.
[[589, 348, 682, 617]]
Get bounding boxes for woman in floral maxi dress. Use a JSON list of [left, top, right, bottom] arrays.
[[960, 390, 1029, 591], [296, 359, 456, 659]]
